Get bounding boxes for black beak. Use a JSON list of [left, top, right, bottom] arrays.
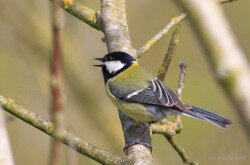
[[94, 57, 104, 67], [93, 64, 103, 67], [94, 57, 104, 62]]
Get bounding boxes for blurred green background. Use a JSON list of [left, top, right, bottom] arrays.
[[0, 0, 249, 164]]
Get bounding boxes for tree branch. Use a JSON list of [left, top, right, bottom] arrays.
[[136, 0, 238, 58], [49, 0, 64, 164], [100, 0, 153, 164], [53, 0, 102, 31], [153, 62, 197, 165], [176, 62, 187, 98], [165, 135, 197, 165], [157, 26, 181, 80], [164, 63, 197, 165], [0, 95, 123, 165], [100, 0, 136, 53], [175, 0, 250, 139], [137, 14, 187, 58], [152, 27, 183, 136]]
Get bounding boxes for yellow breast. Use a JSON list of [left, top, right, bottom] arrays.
[[105, 62, 157, 122]]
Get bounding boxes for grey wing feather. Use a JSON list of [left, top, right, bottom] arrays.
[[125, 87, 160, 105], [149, 79, 183, 107], [124, 78, 184, 108]]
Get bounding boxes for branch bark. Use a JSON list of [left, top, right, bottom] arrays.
[[55, 0, 102, 31], [175, 0, 250, 139], [157, 26, 181, 80], [100, 0, 153, 164], [0, 96, 123, 165], [49, 1, 64, 164]]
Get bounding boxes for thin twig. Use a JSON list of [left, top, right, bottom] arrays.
[[174, 61, 187, 130], [49, 0, 64, 165], [157, 26, 181, 80], [177, 62, 187, 98], [137, 14, 187, 58], [165, 135, 198, 165], [156, 26, 183, 130], [136, 0, 238, 58], [154, 62, 195, 165], [163, 62, 198, 165], [152, 27, 183, 135], [150, 23, 195, 163], [150, 26, 183, 153], [0, 95, 123, 165]]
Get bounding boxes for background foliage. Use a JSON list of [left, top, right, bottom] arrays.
[[0, 0, 249, 164]]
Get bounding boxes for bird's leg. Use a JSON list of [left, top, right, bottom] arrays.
[[161, 118, 176, 129], [160, 118, 178, 136]]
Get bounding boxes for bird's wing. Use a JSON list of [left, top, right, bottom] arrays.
[[147, 79, 184, 107], [123, 87, 161, 105], [109, 78, 189, 109]]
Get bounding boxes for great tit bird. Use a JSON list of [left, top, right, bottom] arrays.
[[94, 51, 232, 128]]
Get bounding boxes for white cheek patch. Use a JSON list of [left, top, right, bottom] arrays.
[[105, 61, 126, 73]]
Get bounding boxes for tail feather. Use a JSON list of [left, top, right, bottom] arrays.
[[180, 106, 232, 128]]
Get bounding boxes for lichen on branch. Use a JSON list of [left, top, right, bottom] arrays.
[[0, 95, 123, 165], [57, 0, 102, 30]]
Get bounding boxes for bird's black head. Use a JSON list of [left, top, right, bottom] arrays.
[[94, 51, 136, 82]]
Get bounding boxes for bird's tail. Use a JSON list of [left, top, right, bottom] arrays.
[[178, 106, 232, 128]]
